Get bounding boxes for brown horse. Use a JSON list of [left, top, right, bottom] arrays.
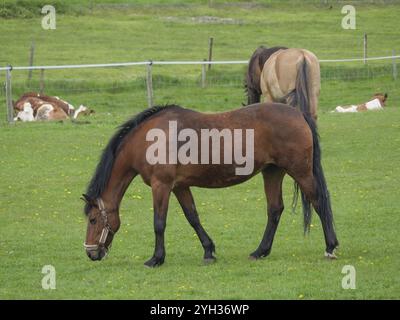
[[82, 103, 338, 267], [246, 47, 320, 120]]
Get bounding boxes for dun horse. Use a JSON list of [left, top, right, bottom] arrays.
[[245, 46, 320, 120], [82, 103, 338, 267]]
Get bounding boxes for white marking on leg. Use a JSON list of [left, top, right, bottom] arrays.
[[324, 251, 337, 259]]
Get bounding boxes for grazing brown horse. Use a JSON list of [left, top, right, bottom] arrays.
[[82, 103, 338, 267], [246, 47, 320, 120]]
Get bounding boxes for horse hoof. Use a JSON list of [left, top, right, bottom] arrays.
[[249, 253, 265, 260], [144, 257, 164, 268], [203, 257, 216, 265], [249, 250, 269, 260], [324, 251, 337, 259]]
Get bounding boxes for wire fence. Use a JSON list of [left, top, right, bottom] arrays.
[[2, 54, 399, 123]]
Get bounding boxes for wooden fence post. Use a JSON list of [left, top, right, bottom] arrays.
[[201, 59, 207, 88], [146, 62, 153, 108], [28, 40, 35, 81], [39, 68, 45, 94], [392, 49, 397, 80], [363, 33, 368, 64], [5, 67, 14, 123], [208, 37, 214, 71]]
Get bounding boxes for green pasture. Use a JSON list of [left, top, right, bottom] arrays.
[[0, 1, 399, 299]]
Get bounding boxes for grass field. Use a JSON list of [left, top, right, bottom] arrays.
[[0, 0, 399, 299]]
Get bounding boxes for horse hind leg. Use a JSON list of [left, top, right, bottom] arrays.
[[173, 187, 216, 264], [250, 165, 285, 260], [294, 173, 339, 259]]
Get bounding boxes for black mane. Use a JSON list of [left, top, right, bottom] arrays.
[[84, 104, 179, 215], [244, 46, 288, 104]]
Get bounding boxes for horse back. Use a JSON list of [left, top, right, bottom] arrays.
[[264, 48, 320, 93], [126, 104, 312, 188]]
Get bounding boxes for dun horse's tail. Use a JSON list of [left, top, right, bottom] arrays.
[[296, 114, 336, 237], [286, 57, 313, 118], [290, 56, 316, 223]]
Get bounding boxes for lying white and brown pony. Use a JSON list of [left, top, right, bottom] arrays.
[[13, 92, 94, 122], [334, 93, 388, 113]]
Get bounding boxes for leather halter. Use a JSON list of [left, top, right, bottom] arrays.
[[84, 198, 115, 252]]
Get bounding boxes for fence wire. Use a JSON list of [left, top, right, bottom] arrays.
[[2, 57, 399, 123]]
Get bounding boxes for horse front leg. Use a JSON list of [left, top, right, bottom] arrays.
[[144, 180, 172, 268], [250, 166, 285, 259], [174, 187, 216, 263]]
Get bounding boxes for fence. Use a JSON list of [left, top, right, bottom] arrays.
[[2, 54, 399, 123]]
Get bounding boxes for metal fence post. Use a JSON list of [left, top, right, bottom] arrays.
[[393, 50, 397, 80], [28, 40, 35, 81], [201, 59, 207, 88], [363, 33, 368, 64], [39, 68, 45, 94], [5, 66, 14, 123], [208, 37, 214, 71], [146, 61, 153, 108]]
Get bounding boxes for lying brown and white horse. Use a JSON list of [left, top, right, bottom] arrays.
[[13, 92, 74, 116], [333, 93, 388, 113], [13, 92, 93, 121]]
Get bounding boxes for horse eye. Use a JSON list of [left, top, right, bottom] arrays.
[[89, 218, 97, 225]]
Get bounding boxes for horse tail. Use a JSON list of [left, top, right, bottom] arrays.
[[297, 114, 336, 240], [285, 57, 314, 118], [295, 57, 312, 116], [289, 57, 316, 218]]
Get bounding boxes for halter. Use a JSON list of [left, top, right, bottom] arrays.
[[84, 198, 115, 252]]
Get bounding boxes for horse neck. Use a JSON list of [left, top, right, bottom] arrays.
[[101, 151, 136, 211]]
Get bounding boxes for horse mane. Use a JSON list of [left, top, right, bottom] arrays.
[[244, 46, 288, 103], [84, 104, 179, 215], [255, 46, 288, 70]]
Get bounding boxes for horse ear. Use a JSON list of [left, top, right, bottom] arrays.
[[384, 93, 388, 99], [81, 194, 95, 206], [80, 194, 89, 203]]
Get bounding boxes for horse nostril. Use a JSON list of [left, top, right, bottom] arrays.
[[86, 250, 98, 261]]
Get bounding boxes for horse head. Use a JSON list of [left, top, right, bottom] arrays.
[[82, 194, 120, 261], [372, 92, 388, 106]]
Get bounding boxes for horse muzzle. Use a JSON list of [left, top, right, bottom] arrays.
[[85, 245, 108, 261]]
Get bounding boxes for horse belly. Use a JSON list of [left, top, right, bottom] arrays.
[[174, 162, 265, 188], [176, 172, 257, 188]]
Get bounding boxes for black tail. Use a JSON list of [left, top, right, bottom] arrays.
[[289, 57, 319, 231], [296, 114, 335, 239], [285, 58, 312, 117]]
